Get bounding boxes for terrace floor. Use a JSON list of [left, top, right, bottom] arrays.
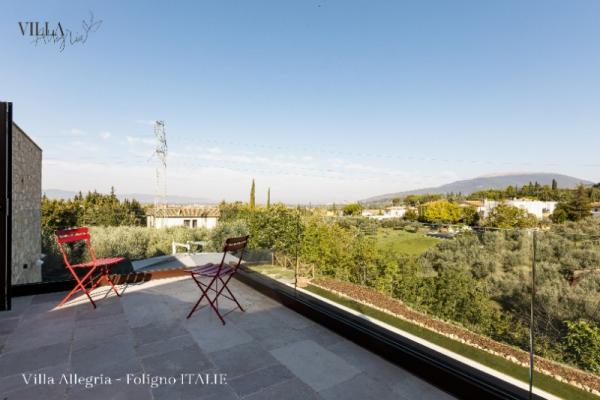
[[0, 276, 455, 400]]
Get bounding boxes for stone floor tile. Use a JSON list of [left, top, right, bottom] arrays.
[[209, 341, 279, 378], [269, 340, 359, 391], [135, 332, 196, 359], [327, 339, 413, 385], [185, 308, 254, 353], [141, 344, 214, 376], [228, 364, 294, 397], [0, 342, 71, 377], [319, 373, 399, 400], [244, 378, 321, 400], [392, 374, 456, 400], [131, 320, 188, 347]]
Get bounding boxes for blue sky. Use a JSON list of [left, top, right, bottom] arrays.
[[2, 1, 600, 203]]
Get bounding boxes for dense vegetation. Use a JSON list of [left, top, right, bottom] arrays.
[[468, 181, 600, 203], [42, 188, 146, 230], [387, 183, 598, 227], [40, 192, 600, 375], [216, 202, 600, 375]]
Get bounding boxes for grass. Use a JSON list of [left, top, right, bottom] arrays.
[[247, 264, 295, 283], [375, 228, 440, 255], [306, 284, 599, 400]]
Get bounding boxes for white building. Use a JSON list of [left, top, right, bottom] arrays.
[[361, 209, 382, 217], [365, 206, 407, 220], [479, 199, 557, 219], [386, 206, 407, 218], [147, 206, 219, 229]]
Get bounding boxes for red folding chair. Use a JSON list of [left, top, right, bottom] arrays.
[[186, 235, 249, 324], [55, 227, 124, 309]]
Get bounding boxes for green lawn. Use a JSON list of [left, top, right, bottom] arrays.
[[375, 228, 440, 255], [247, 264, 295, 283], [305, 284, 599, 400]]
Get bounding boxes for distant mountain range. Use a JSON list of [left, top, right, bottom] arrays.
[[363, 173, 595, 203], [43, 189, 216, 205]]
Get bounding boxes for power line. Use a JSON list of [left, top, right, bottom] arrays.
[[34, 133, 600, 168]]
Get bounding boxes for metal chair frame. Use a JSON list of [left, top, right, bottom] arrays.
[[186, 235, 249, 324], [55, 227, 123, 308]]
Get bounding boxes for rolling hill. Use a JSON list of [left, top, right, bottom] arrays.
[[363, 173, 594, 203]]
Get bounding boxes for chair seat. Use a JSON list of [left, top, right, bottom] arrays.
[[186, 263, 233, 277], [71, 257, 125, 269]]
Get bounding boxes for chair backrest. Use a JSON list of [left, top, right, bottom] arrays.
[[55, 227, 96, 268], [219, 235, 249, 273]]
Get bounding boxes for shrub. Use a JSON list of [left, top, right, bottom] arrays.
[[42, 226, 210, 265], [561, 320, 600, 373], [342, 203, 363, 216], [90, 226, 209, 260], [209, 220, 249, 251], [403, 209, 418, 221], [421, 200, 462, 224], [484, 204, 537, 229]]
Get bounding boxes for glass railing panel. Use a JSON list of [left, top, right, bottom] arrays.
[[532, 229, 600, 398], [224, 203, 300, 286], [291, 210, 600, 399]]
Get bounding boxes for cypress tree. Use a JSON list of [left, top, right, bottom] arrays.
[[250, 179, 256, 209], [567, 185, 592, 221], [267, 187, 271, 208]]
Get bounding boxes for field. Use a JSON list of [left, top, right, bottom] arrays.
[[247, 228, 442, 282], [247, 264, 295, 283], [374, 228, 441, 255]]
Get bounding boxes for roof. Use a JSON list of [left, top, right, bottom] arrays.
[[591, 202, 600, 208], [146, 206, 220, 218], [461, 200, 483, 207]]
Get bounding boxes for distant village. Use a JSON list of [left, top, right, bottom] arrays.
[[143, 197, 600, 230], [361, 198, 600, 221]]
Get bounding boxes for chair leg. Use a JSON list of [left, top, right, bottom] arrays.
[[187, 274, 227, 325], [186, 292, 207, 319], [104, 269, 121, 297], [58, 283, 97, 309], [58, 267, 97, 309], [204, 292, 226, 325], [219, 276, 244, 312], [214, 279, 218, 310], [186, 274, 214, 319]]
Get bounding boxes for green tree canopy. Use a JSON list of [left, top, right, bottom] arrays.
[[553, 184, 592, 222], [404, 194, 443, 206], [342, 203, 363, 216], [41, 190, 146, 231], [562, 320, 600, 373], [460, 206, 480, 226], [484, 204, 537, 229], [422, 200, 462, 224]]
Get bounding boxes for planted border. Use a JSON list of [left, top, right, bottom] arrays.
[[310, 277, 600, 398]]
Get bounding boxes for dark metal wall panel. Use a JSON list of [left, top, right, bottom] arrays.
[[0, 102, 13, 311]]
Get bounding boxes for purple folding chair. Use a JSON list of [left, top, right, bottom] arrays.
[[185, 235, 249, 324]]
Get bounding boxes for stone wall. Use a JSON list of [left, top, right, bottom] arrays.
[[11, 122, 42, 284]]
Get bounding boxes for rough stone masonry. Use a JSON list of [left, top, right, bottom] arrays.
[[11, 122, 42, 284]]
